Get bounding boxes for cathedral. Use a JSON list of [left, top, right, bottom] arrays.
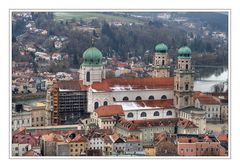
[[46, 43, 206, 134]]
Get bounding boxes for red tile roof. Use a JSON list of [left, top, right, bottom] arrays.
[[12, 134, 38, 146], [88, 77, 173, 92], [178, 118, 198, 129], [217, 134, 228, 142], [196, 95, 220, 105], [96, 105, 124, 117], [117, 118, 197, 131], [177, 137, 198, 143], [68, 134, 88, 143], [56, 77, 174, 92]]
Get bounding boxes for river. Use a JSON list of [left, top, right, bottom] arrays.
[[194, 66, 228, 92]]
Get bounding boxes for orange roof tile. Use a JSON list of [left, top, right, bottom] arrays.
[[217, 134, 228, 142], [196, 95, 220, 105], [83, 77, 174, 92], [117, 118, 197, 131], [96, 105, 124, 117]]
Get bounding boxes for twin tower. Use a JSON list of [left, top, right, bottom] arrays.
[[153, 43, 194, 110], [79, 43, 195, 110]]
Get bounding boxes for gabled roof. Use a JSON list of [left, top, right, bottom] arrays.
[[196, 95, 220, 105], [95, 105, 124, 117]]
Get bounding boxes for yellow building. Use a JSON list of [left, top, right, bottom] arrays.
[[68, 134, 88, 156], [31, 106, 51, 127], [143, 145, 156, 156]]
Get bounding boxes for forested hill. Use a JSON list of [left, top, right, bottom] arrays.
[[12, 12, 228, 69]]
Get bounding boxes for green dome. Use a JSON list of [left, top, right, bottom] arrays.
[[82, 47, 103, 66], [178, 46, 192, 56], [155, 43, 168, 53]]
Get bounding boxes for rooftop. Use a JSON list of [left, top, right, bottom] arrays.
[[115, 99, 173, 111], [95, 105, 124, 117], [117, 118, 197, 131], [55, 77, 174, 92], [177, 134, 219, 143]]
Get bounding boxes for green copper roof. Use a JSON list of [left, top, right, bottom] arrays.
[[178, 46, 192, 55], [155, 43, 168, 53], [82, 47, 103, 66]]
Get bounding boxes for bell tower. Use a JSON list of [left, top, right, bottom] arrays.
[[79, 46, 106, 86], [152, 43, 170, 77], [174, 46, 194, 109]]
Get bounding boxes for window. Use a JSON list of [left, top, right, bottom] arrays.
[[127, 113, 134, 118], [185, 97, 189, 106], [140, 112, 147, 117], [86, 72, 90, 82], [113, 97, 116, 101], [162, 60, 165, 65], [103, 101, 108, 106], [123, 97, 129, 101], [41, 117, 44, 121], [176, 96, 178, 105], [185, 84, 189, 91], [161, 95, 167, 99], [148, 95, 154, 100], [94, 102, 99, 110], [177, 83, 179, 90], [136, 96, 142, 100], [186, 64, 189, 70], [36, 117, 39, 122], [153, 111, 160, 116], [166, 111, 172, 116]]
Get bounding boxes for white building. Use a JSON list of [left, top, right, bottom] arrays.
[[195, 95, 221, 122], [47, 44, 207, 134], [12, 111, 32, 131]]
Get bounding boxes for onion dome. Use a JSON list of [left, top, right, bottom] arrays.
[[155, 43, 168, 53], [178, 46, 192, 56], [82, 47, 103, 66]]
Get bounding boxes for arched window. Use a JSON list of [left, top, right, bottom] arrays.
[[177, 83, 179, 90], [185, 97, 189, 105], [166, 111, 172, 116], [113, 97, 116, 101], [86, 72, 90, 82], [103, 101, 108, 106], [123, 97, 129, 101], [127, 113, 133, 118], [161, 95, 167, 99], [153, 111, 160, 116], [94, 102, 99, 110], [148, 95, 154, 100], [136, 96, 142, 100], [162, 60, 165, 66], [140, 112, 147, 117], [185, 84, 189, 91], [186, 64, 189, 70]]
